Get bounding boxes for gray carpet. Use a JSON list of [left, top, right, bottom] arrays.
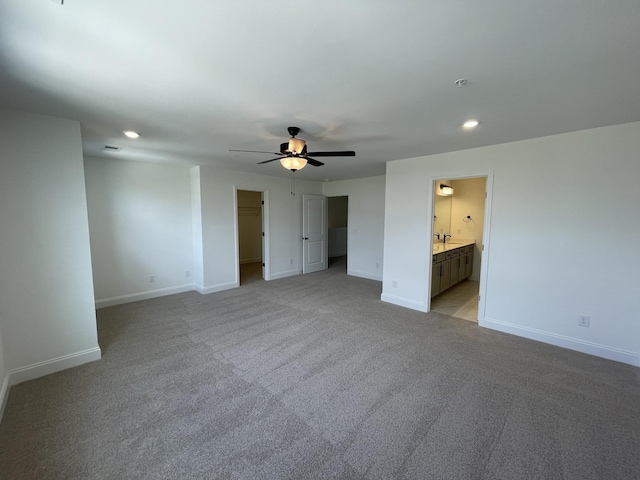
[[1, 261, 639, 479]]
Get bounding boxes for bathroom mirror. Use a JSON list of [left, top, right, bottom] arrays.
[[433, 186, 452, 239]]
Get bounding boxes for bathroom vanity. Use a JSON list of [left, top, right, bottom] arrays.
[[431, 241, 474, 298]]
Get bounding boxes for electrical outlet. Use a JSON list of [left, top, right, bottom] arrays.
[[185, 270, 190, 278], [376, 262, 380, 269], [289, 258, 294, 265], [392, 279, 398, 288], [149, 275, 155, 283], [578, 315, 590, 327]]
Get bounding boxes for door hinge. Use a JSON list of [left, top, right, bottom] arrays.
[[261, 200, 264, 205], [262, 263, 265, 267], [262, 232, 264, 236]]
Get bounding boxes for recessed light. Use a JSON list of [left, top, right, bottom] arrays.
[[463, 120, 479, 129], [123, 131, 139, 139]]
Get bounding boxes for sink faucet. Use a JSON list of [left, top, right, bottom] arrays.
[[433, 233, 440, 241], [443, 233, 452, 244]]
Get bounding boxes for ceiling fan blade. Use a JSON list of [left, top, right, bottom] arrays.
[[306, 158, 325, 167], [230, 149, 281, 155], [257, 158, 282, 164], [306, 151, 356, 157]]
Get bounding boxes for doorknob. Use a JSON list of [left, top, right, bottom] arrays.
[[303, 237, 309, 240]]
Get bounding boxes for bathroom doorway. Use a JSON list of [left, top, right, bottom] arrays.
[[430, 177, 486, 322]]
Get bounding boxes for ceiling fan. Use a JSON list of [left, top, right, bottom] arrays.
[[230, 126, 356, 172]]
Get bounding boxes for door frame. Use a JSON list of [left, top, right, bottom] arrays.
[[426, 171, 494, 324], [234, 186, 271, 284]]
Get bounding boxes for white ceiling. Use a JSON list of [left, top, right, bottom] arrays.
[[1, 1, 639, 181]]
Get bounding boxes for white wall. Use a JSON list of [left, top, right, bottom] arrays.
[[382, 122, 640, 366], [196, 167, 323, 292], [323, 176, 385, 281], [84, 157, 194, 307], [0, 109, 101, 392]]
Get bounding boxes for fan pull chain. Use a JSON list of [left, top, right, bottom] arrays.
[[290, 170, 296, 196]]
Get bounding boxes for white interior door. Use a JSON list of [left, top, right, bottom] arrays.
[[302, 194, 328, 274]]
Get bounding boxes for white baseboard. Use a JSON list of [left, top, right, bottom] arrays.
[[9, 347, 102, 386], [269, 269, 302, 280], [482, 317, 640, 368], [0, 373, 9, 425], [348, 269, 382, 281], [380, 293, 427, 312], [195, 281, 238, 295], [96, 284, 195, 309]]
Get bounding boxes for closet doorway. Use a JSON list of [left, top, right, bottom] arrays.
[[237, 190, 264, 285]]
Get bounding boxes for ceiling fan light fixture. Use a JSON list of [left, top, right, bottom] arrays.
[[280, 157, 307, 171], [287, 137, 306, 154], [463, 119, 479, 129]]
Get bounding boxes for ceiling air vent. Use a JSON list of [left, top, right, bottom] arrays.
[[102, 145, 122, 152]]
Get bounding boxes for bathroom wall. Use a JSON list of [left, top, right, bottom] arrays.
[[450, 177, 486, 281]]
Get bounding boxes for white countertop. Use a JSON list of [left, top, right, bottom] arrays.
[[432, 240, 475, 254]]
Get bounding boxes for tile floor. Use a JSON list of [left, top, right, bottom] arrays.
[[430, 279, 479, 322]]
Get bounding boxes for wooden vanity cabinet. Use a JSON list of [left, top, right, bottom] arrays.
[[431, 252, 450, 297], [431, 244, 474, 298]]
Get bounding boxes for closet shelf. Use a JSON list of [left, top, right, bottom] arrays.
[[238, 206, 261, 217]]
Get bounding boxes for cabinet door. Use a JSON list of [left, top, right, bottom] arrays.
[[441, 259, 451, 292], [450, 255, 460, 285], [431, 259, 440, 298], [465, 249, 474, 278], [458, 253, 467, 281]]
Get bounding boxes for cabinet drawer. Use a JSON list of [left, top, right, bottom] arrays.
[[465, 245, 474, 253], [450, 248, 461, 257], [435, 252, 446, 263], [445, 251, 453, 260]]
